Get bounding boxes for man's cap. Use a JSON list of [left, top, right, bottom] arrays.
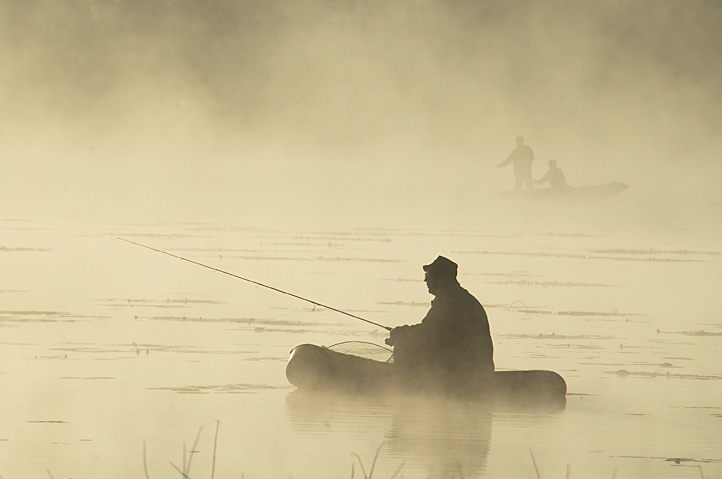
[[423, 256, 458, 276]]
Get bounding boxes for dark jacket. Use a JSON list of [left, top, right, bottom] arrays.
[[499, 144, 534, 174], [392, 284, 494, 391], [538, 166, 567, 189]]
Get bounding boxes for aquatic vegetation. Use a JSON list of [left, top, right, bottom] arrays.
[[141, 426, 407, 479], [0, 246, 51, 252], [351, 442, 404, 479], [99, 297, 225, 307], [588, 248, 720, 257], [608, 369, 722, 381], [149, 383, 285, 395], [0, 309, 83, 323], [489, 279, 613, 288], [530, 449, 626, 479], [458, 249, 706, 263], [672, 330, 722, 337], [226, 254, 401, 263], [112, 232, 211, 240], [377, 300, 429, 307], [144, 421, 220, 479]]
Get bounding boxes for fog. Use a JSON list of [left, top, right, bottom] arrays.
[[2, 4, 722, 476], [2, 0, 721, 229]]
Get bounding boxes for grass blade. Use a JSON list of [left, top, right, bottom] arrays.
[[143, 440, 151, 479], [351, 453, 368, 479], [186, 426, 203, 477], [210, 420, 220, 479], [389, 460, 406, 479], [367, 442, 385, 479], [169, 461, 192, 479], [529, 450, 542, 479]]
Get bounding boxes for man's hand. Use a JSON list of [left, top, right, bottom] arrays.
[[385, 325, 410, 346]]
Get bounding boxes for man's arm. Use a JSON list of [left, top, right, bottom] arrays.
[[535, 170, 549, 185], [385, 324, 411, 346], [385, 302, 441, 346], [497, 154, 513, 168]]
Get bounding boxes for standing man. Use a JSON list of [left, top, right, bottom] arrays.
[[386, 256, 494, 395], [497, 136, 535, 190]]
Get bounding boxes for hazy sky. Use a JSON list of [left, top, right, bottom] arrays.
[[2, 0, 721, 226]]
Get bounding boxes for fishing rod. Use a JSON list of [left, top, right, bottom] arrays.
[[118, 238, 392, 331]]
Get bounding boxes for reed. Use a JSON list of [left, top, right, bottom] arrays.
[[138, 426, 663, 479], [210, 420, 220, 479], [350, 441, 405, 479], [529, 450, 541, 479], [185, 426, 204, 477], [529, 449, 626, 479], [145, 421, 220, 479], [168, 462, 192, 479], [143, 441, 150, 479]]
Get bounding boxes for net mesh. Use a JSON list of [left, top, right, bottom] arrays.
[[326, 341, 395, 363]]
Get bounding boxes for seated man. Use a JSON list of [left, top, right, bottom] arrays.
[[535, 159, 567, 189], [386, 256, 494, 394]]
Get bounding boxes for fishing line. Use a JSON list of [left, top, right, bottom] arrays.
[[0, 237, 118, 307], [118, 238, 392, 331]]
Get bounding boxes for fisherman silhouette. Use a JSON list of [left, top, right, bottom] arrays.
[[386, 256, 494, 394], [535, 159, 567, 189], [497, 136, 535, 190]]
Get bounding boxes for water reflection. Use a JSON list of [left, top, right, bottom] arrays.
[[286, 390, 492, 478], [387, 397, 492, 478]]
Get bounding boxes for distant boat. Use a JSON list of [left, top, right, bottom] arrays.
[[496, 182, 628, 201]]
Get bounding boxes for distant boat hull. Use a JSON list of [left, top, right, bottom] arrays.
[[286, 344, 567, 410], [497, 182, 627, 201]]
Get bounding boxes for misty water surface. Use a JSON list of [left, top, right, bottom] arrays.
[[1, 211, 721, 478]]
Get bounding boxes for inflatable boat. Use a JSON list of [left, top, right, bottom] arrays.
[[286, 343, 567, 409]]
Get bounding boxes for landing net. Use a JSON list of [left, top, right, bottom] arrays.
[[326, 341, 394, 363]]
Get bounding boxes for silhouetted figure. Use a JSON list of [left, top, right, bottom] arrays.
[[535, 159, 567, 189], [497, 136, 535, 190], [386, 256, 494, 394]]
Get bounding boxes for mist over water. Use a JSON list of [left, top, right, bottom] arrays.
[[1, 1, 722, 478], [2, 0, 721, 228]]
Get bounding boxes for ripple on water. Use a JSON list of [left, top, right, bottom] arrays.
[[607, 370, 722, 380], [489, 279, 614, 288], [148, 383, 288, 394], [0, 309, 92, 323], [457, 249, 709, 263]]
